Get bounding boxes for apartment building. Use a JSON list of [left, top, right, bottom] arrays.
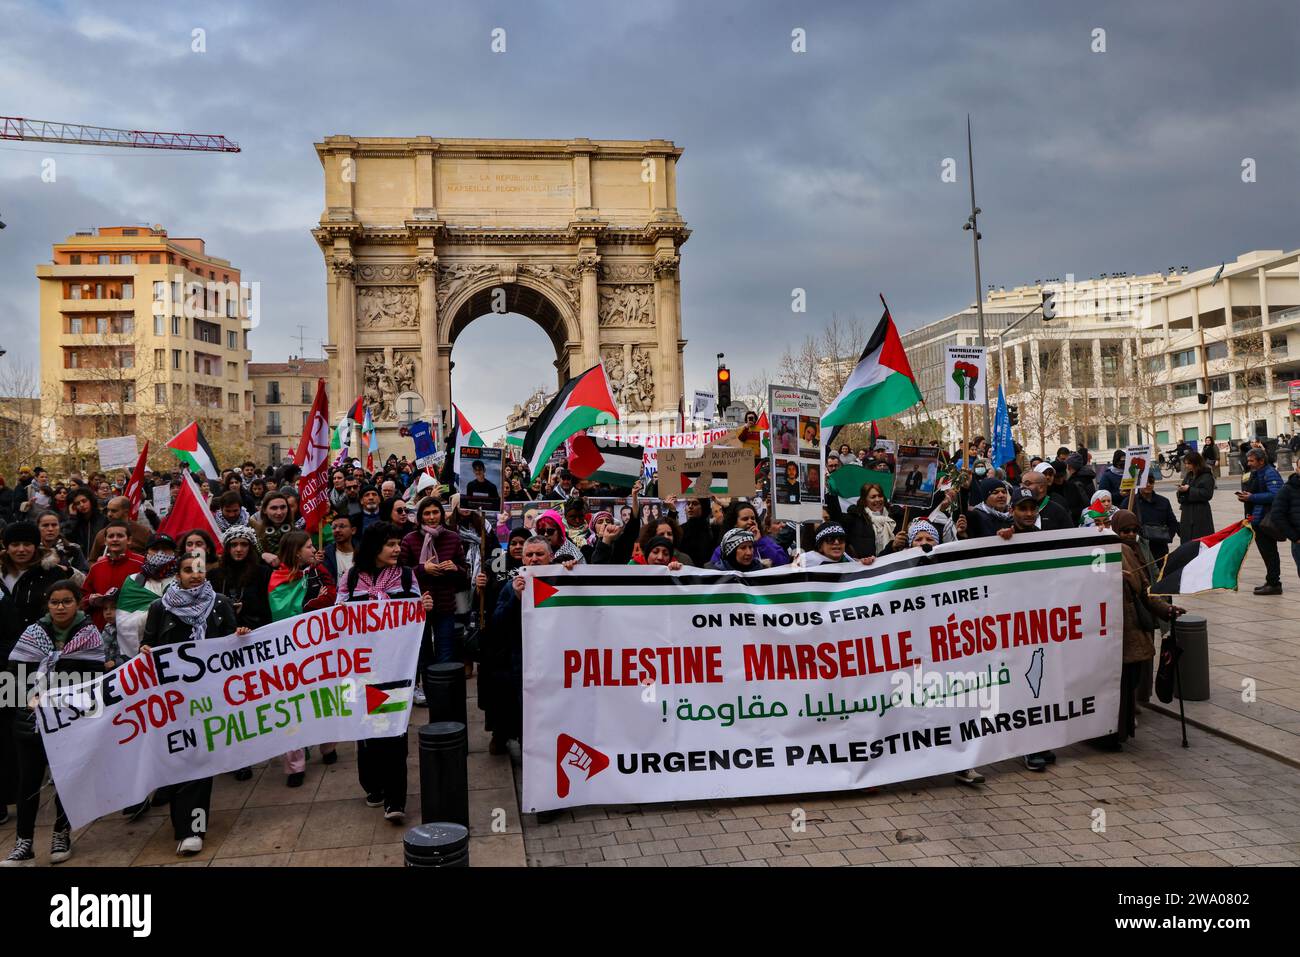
[[36, 225, 255, 459], [248, 358, 329, 466]]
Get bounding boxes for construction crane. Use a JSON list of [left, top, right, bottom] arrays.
[[0, 115, 239, 152]]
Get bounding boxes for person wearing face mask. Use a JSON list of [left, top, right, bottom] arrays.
[[139, 553, 245, 856], [2, 580, 105, 865], [112, 534, 179, 659]]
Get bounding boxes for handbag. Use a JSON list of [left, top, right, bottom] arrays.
[[1141, 523, 1172, 544], [1258, 511, 1287, 542], [1155, 630, 1181, 703]]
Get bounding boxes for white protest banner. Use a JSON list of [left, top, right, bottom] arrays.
[[1119, 444, 1153, 495], [944, 346, 987, 405], [97, 435, 139, 472], [151, 484, 171, 517], [588, 427, 736, 475], [522, 529, 1121, 812], [37, 599, 425, 828]]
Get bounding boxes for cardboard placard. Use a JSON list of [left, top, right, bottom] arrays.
[[656, 446, 756, 499], [97, 435, 139, 472]]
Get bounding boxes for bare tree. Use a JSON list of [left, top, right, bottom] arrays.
[[0, 360, 44, 479], [1232, 332, 1270, 433], [1019, 338, 1065, 457]]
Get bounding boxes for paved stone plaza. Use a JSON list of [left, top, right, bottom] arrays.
[[6, 476, 1299, 868]]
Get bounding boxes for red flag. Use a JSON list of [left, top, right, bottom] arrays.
[[160, 472, 223, 554], [123, 441, 150, 520], [293, 378, 332, 533]]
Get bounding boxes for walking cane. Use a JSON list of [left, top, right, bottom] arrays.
[[1170, 612, 1189, 748]]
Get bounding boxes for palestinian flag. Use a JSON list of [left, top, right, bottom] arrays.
[[268, 567, 307, 622], [365, 679, 412, 715], [505, 429, 527, 454], [522, 363, 620, 476], [116, 573, 164, 614], [821, 296, 922, 428], [827, 463, 894, 510], [1150, 519, 1254, 596], [166, 422, 219, 480], [453, 404, 484, 448], [680, 471, 730, 495], [567, 433, 643, 488], [1083, 505, 1109, 525]]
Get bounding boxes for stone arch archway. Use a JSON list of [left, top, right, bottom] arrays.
[[314, 136, 689, 456]]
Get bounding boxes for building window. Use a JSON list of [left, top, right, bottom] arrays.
[[269, 443, 281, 463], [1236, 371, 1265, 388], [118, 351, 134, 369], [1170, 348, 1196, 368], [69, 254, 81, 265], [123, 383, 135, 402], [149, 254, 161, 265], [154, 315, 164, 336], [69, 317, 83, 334], [173, 383, 184, 403], [68, 351, 79, 368], [68, 285, 82, 300], [227, 361, 237, 380], [97, 255, 110, 265], [267, 411, 282, 435], [1213, 423, 1231, 441], [301, 381, 312, 403], [1209, 375, 1230, 392], [122, 282, 133, 299], [1156, 430, 1169, 446], [302, 410, 309, 429], [69, 385, 78, 403], [155, 384, 167, 404], [267, 381, 281, 404], [153, 281, 166, 301], [1270, 334, 1288, 355], [1205, 341, 1228, 361], [1182, 427, 1199, 443], [227, 330, 237, 350], [119, 254, 134, 265], [171, 316, 180, 335], [172, 349, 181, 370], [96, 316, 108, 334], [153, 349, 164, 368], [228, 393, 238, 411], [1173, 381, 1198, 399]]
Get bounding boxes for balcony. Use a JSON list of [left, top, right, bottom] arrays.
[[59, 298, 136, 312], [58, 332, 136, 347]]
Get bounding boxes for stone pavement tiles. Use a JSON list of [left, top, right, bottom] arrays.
[[3, 676, 527, 867], [521, 711, 1300, 867], [1141, 477, 1300, 767]]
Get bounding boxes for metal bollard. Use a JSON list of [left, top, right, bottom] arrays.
[[424, 662, 467, 725], [417, 721, 469, 826], [1173, 614, 1210, 701], [403, 822, 470, 867]]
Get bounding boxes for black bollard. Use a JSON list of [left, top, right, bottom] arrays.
[[403, 822, 470, 867], [424, 662, 467, 725], [418, 721, 469, 826]]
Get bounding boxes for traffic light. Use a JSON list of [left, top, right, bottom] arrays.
[[717, 365, 732, 414], [1041, 290, 1057, 320], [1008, 404, 1019, 427]]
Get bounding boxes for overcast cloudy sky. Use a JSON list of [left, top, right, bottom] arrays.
[[2, 0, 1296, 434]]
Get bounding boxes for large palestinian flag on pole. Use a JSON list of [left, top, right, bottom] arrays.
[[1150, 519, 1254, 596], [523, 363, 620, 477], [451, 404, 485, 481], [166, 422, 220, 480], [821, 296, 922, 428]]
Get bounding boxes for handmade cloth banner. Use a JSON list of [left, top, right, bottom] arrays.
[[522, 529, 1121, 812], [37, 599, 426, 828]]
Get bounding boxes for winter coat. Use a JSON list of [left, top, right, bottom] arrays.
[[708, 534, 790, 569], [400, 526, 467, 615], [679, 514, 719, 567], [1062, 467, 1097, 525], [1097, 466, 1125, 499], [1120, 542, 1172, 664], [1242, 464, 1284, 525], [1176, 469, 1216, 541], [1269, 473, 1300, 542], [1133, 490, 1180, 558], [0, 550, 76, 659], [62, 506, 107, 557], [140, 593, 239, 648], [966, 505, 1013, 539], [1036, 497, 1073, 531], [210, 560, 273, 630]]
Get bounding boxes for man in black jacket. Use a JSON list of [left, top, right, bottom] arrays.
[[1133, 474, 1180, 560], [1020, 467, 1072, 531], [1269, 467, 1300, 584], [1062, 453, 1097, 525]]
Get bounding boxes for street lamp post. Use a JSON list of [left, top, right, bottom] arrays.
[[963, 115, 991, 440]]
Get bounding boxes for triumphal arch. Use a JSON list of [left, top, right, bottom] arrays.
[[313, 136, 689, 451]]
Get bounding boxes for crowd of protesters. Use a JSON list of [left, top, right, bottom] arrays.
[[2, 422, 1299, 863]]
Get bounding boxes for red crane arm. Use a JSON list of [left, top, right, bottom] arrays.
[[0, 116, 240, 152]]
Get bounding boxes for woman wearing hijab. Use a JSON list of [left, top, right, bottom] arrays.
[[1081, 489, 1118, 528], [140, 552, 244, 855], [711, 528, 764, 572], [1108, 510, 1183, 751], [336, 522, 435, 823], [964, 478, 1014, 538], [400, 497, 467, 703], [1, 580, 105, 865], [481, 527, 530, 754]]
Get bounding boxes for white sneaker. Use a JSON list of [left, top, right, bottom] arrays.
[[176, 836, 204, 856], [413, 686, 427, 707], [954, 768, 985, 786]]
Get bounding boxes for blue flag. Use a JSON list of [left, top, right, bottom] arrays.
[[992, 386, 1015, 471], [409, 420, 437, 467]]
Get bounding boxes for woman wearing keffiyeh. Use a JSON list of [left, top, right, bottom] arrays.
[[3, 579, 104, 866], [139, 552, 244, 858]]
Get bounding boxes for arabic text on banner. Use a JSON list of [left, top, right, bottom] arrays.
[[522, 529, 1121, 812]]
